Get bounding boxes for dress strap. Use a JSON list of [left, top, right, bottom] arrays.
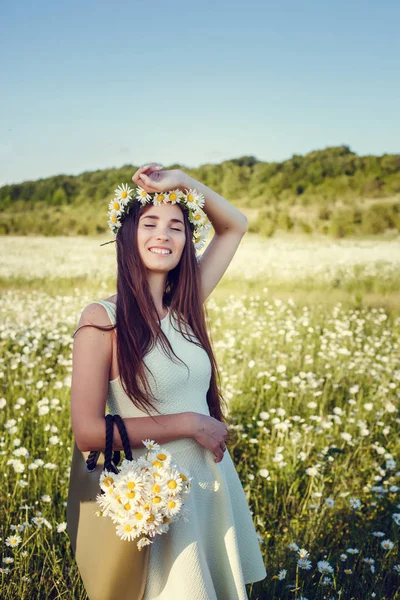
[[93, 300, 116, 326]]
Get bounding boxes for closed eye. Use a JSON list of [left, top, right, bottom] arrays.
[[144, 224, 182, 231]]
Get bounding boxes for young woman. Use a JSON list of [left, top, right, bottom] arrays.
[[67, 163, 267, 599]]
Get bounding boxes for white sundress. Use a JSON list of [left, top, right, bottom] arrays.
[[93, 299, 267, 600]]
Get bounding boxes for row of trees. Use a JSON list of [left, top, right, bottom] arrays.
[[0, 145, 399, 237]]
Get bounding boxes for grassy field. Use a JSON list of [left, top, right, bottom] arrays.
[[0, 232, 399, 599]]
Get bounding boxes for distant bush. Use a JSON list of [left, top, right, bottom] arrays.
[[329, 208, 357, 238], [277, 213, 294, 231], [360, 202, 398, 235], [318, 204, 332, 220], [260, 220, 276, 237], [299, 220, 313, 234]]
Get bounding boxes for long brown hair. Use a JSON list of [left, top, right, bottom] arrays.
[[73, 199, 228, 424]]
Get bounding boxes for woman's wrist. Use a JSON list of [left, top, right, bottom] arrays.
[[178, 172, 194, 192], [183, 411, 198, 439]]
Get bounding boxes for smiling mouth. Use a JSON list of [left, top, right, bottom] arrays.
[[148, 248, 172, 256]]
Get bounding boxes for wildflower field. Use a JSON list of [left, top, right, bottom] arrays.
[[0, 233, 399, 600]]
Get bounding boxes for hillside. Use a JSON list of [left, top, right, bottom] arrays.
[[1, 145, 399, 238]]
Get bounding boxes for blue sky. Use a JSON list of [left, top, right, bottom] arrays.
[[1, 0, 399, 186]]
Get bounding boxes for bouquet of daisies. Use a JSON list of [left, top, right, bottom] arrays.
[[96, 439, 192, 550]]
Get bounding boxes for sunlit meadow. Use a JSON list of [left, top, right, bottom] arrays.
[[0, 233, 399, 599]]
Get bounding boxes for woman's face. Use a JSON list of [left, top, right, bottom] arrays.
[[137, 203, 186, 272]]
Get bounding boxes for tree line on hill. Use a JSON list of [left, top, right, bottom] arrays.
[[0, 145, 399, 237]]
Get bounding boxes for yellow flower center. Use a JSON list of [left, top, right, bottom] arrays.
[[170, 193, 177, 201], [140, 190, 147, 197], [134, 512, 144, 520], [187, 194, 193, 202], [179, 473, 187, 481], [152, 460, 162, 468], [124, 503, 131, 511], [143, 503, 151, 510], [167, 500, 176, 509], [126, 481, 135, 490], [153, 472, 161, 479], [194, 214, 201, 221], [152, 496, 162, 504], [157, 453, 167, 461], [104, 477, 114, 487], [115, 495, 122, 504], [157, 194, 165, 202], [124, 524, 133, 532], [152, 484, 161, 493], [163, 516, 169, 523], [113, 201, 120, 210], [168, 480, 177, 489], [146, 514, 155, 523], [121, 191, 128, 198], [126, 491, 136, 499], [111, 215, 118, 223]]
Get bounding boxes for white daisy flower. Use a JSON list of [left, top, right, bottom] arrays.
[[190, 208, 208, 228], [137, 536, 152, 550], [5, 534, 22, 547], [108, 210, 122, 230], [108, 198, 125, 214], [162, 468, 185, 495], [193, 232, 209, 253], [142, 440, 161, 452], [152, 192, 168, 206], [116, 519, 142, 542], [135, 187, 152, 205], [193, 238, 206, 253], [165, 496, 183, 517], [114, 183, 134, 202], [99, 473, 119, 497], [185, 189, 205, 210], [153, 449, 172, 466], [165, 189, 183, 205], [116, 478, 145, 504]]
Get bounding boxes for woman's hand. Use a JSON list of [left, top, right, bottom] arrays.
[[132, 163, 188, 194], [189, 413, 229, 463]]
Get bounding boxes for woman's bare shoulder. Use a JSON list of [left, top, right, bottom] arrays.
[[78, 300, 115, 328]]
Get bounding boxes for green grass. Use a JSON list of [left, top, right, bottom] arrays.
[[1, 235, 400, 599]]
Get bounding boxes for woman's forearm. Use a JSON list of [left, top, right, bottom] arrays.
[[179, 173, 247, 235], [76, 412, 195, 452]]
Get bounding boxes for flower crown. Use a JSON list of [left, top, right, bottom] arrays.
[[106, 183, 212, 253]]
